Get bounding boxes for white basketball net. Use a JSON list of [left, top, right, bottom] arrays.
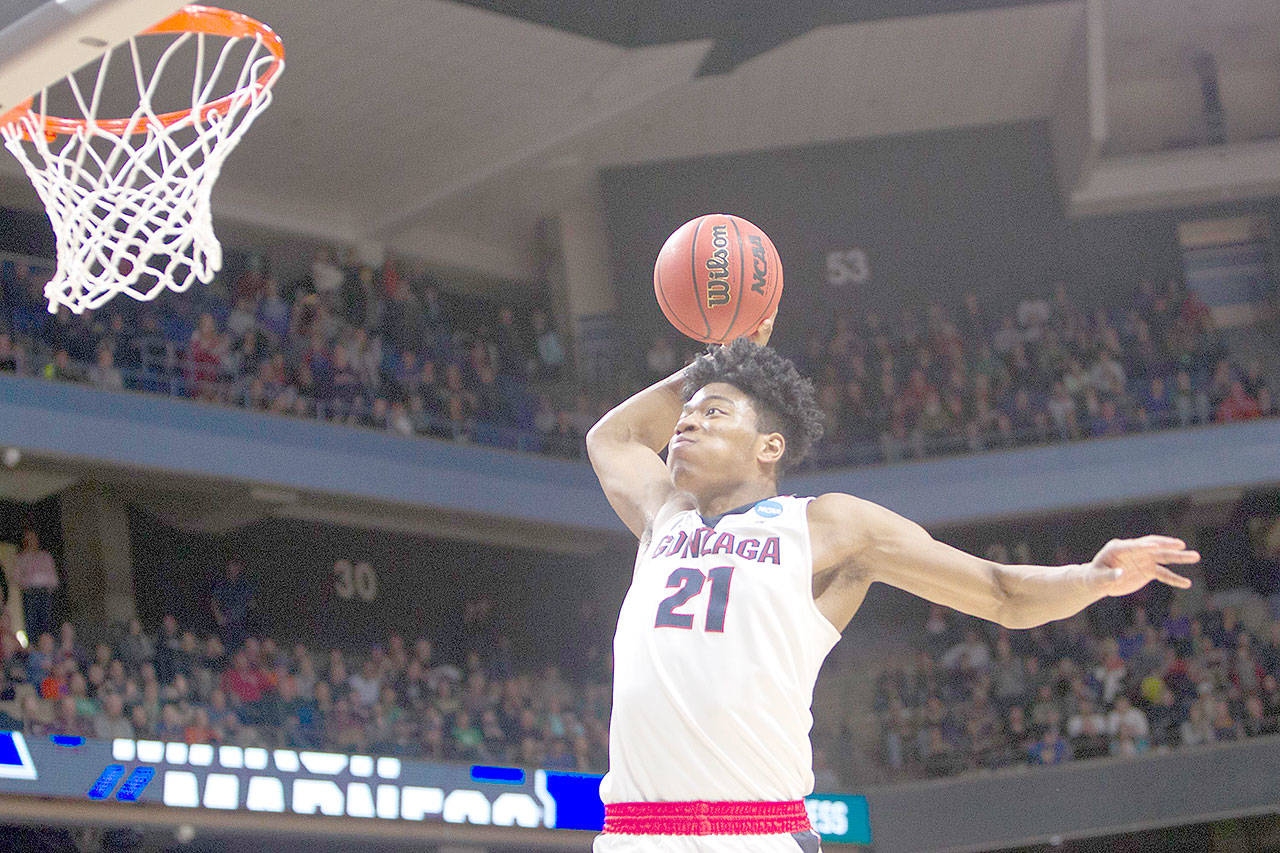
[[0, 24, 282, 314]]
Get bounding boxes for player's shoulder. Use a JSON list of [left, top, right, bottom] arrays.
[[806, 491, 871, 524], [806, 492, 883, 573]]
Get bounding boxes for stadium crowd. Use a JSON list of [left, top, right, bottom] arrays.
[[767, 276, 1275, 466], [0, 254, 581, 455], [1, 253, 1275, 470], [0, 605, 614, 774], [870, 579, 1280, 781]]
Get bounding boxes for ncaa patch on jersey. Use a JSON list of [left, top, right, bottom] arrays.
[[0, 731, 38, 779], [754, 499, 783, 518]]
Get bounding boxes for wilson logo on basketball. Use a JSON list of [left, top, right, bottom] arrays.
[[705, 223, 731, 307]]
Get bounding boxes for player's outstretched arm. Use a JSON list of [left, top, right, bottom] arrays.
[[809, 493, 1197, 629]]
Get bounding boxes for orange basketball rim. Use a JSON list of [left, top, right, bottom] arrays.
[[0, 5, 285, 136]]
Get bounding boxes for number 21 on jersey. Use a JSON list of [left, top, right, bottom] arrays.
[[654, 566, 734, 632]]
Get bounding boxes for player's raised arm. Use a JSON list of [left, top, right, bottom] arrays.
[[587, 318, 776, 538], [585, 368, 688, 539], [809, 492, 1197, 629]]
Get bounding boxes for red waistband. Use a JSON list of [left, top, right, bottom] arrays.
[[603, 800, 812, 836]]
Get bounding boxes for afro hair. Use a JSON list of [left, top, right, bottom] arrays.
[[681, 338, 824, 472]]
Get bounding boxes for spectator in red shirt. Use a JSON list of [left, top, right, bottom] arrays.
[[221, 650, 267, 707], [1217, 381, 1261, 423]]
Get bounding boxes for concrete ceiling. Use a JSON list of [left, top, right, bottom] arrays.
[[213, 0, 1087, 279], [5, 0, 1275, 282], [0, 0, 1090, 281]]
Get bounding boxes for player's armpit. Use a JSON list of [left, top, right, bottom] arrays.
[[808, 492, 1010, 626]]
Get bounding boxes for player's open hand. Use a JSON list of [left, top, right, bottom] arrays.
[[1088, 535, 1198, 597], [745, 313, 775, 348]]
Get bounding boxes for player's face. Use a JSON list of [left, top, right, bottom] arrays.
[[668, 383, 776, 492]]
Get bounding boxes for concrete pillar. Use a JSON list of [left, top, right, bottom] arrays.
[[555, 172, 623, 383], [59, 482, 136, 628]]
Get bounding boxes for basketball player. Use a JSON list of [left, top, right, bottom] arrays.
[[585, 316, 1198, 852]]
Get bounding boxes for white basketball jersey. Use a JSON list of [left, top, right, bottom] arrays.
[[600, 495, 841, 804]]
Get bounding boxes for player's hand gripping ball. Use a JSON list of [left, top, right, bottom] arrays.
[[653, 213, 783, 344]]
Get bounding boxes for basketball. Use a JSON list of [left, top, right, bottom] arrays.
[[653, 213, 783, 344]]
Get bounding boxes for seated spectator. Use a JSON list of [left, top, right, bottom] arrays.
[[48, 696, 89, 737], [1066, 700, 1106, 740], [941, 630, 991, 672], [1110, 718, 1149, 757], [1210, 700, 1242, 742], [221, 651, 271, 723], [1105, 696, 1149, 740], [1089, 399, 1127, 437], [130, 704, 155, 740], [1069, 713, 1110, 760], [21, 694, 53, 736], [43, 349, 85, 383], [93, 693, 134, 740], [1139, 376, 1175, 429], [1173, 370, 1211, 427], [156, 703, 187, 741], [348, 659, 382, 711], [86, 345, 124, 390], [1027, 727, 1071, 765], [184, 706, 217, 744], [1179, 698, 1215, 746]]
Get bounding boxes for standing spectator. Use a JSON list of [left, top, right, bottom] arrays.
[[493, 306, 531, 378], [645, 336, 680, 381], [811, 748, 840, 791], [0, 333, 22, 373], [1241, 359, 1271, 401], [310, 249, 344, 301], [119, 618, 155, 671], [187, 313, 228, 399], [211, 559, 253, 653], [256, 277, 291, 342], [15, 526, 59, 641], [530, 310, 565, 379]]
